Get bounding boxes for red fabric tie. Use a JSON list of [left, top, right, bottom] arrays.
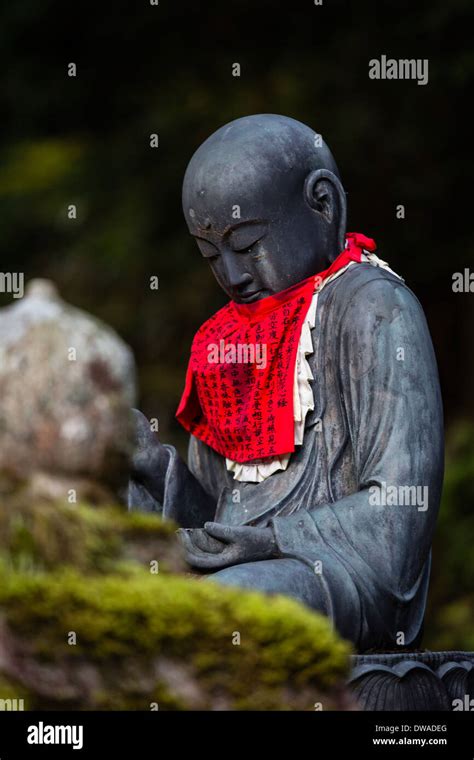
[[176, 232, 376, 463]]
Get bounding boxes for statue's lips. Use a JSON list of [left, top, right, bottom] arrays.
[[235, 288, 269, 304]]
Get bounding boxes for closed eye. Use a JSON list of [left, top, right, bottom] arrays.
[[233, 241, 258, 254], [195, 238, 220, 259], [228, 222, 267, 252]]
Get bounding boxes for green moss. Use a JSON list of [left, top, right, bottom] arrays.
[[0, 677, 29, 710], [0, 481, 351, 709], [0, 564, 351, 709], [0, 489, 183, 575]]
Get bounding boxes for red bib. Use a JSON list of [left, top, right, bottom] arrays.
[[176, 232, 376, 463]]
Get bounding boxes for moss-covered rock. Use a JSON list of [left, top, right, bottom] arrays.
[[0, 485, 352, 710], [0, 564, 351, 710]]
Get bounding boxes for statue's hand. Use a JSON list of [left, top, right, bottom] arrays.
[[130, 408, 170, 503], [178, 522, 278, 570]]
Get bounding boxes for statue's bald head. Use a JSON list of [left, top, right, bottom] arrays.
[[182, 114, 347, 303]]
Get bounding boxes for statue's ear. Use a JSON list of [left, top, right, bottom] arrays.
[[304, 169, 347, 252]]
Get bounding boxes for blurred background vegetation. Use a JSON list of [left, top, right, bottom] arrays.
[[0, 0, 472, 649]]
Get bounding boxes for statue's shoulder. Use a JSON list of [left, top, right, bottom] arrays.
[[329, 262, 422, 316]]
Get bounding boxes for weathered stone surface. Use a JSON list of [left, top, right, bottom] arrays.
[[0, 279, 136, 487]]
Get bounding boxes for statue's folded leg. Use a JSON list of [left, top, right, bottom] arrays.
[[209, 558, 331, 615]]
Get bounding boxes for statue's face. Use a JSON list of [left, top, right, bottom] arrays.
[[182, 115, 345, 303], [183, 170, 335, 304]]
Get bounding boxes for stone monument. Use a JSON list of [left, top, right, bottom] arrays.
[[0, 278, 136, 502], [127, 114, 472, 707]]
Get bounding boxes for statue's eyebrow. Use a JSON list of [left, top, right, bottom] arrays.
[[224, 219, 267, 236], [193, 219, 267, 240]]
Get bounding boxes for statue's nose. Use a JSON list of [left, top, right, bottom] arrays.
[[221, 250, 253, 293]]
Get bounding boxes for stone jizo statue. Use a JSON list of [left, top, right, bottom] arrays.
[[129, 114, 444, 652]]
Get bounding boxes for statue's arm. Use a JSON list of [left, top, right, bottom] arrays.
[[127, 409, 216, 527]]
